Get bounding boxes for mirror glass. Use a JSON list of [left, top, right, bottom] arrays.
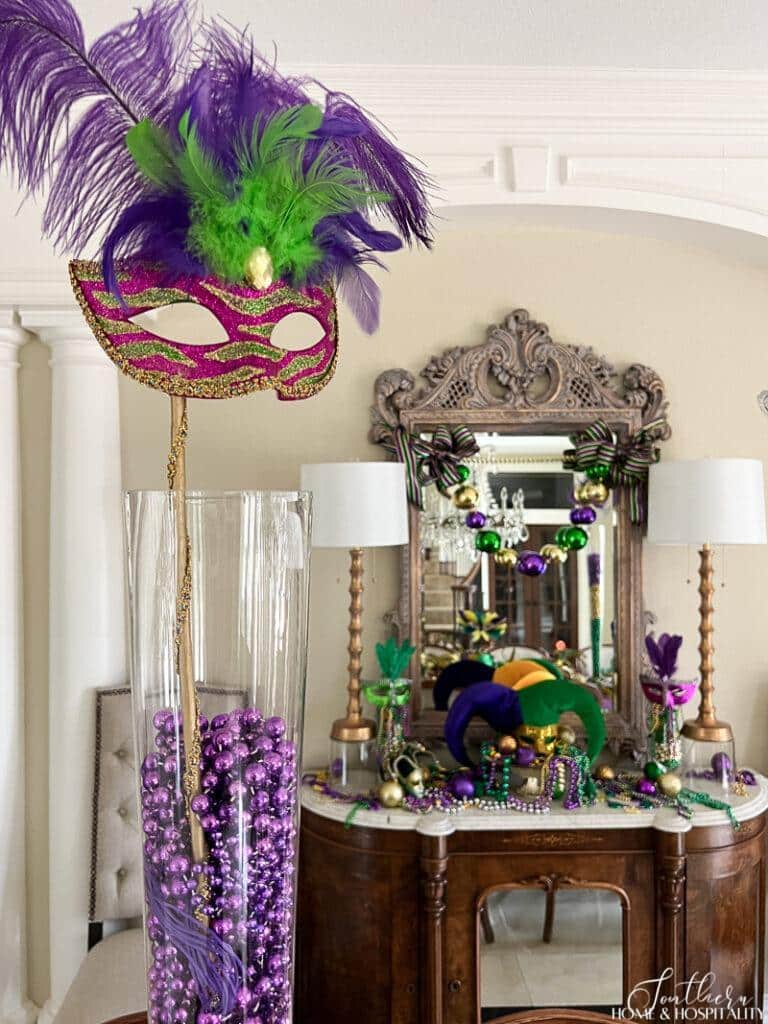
[[478, 886, 623, 1019], [419, 433, 618, 711]]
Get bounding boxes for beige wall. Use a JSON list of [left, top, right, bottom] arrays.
[[20, 218, 768, 1004]]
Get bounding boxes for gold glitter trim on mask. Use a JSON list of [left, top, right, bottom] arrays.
[[69, 260, 339, 401], [118, 340, 196, 367], [201, 281, 318, 316], [278, 349, 326, 380], [94, 286, 190, 308], [208, 340, 284, 363]]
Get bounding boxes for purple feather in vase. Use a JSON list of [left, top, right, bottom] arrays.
[[587, 553, 601, 587], [644, 632, 683, 681]]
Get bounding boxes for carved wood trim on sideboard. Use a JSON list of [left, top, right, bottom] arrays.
[[420, 831, 449, 1024]]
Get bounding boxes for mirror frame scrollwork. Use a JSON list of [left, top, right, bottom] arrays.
[[369, 307, 670, 753]]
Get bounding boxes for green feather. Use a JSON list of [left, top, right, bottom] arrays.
[[251, 103, 324, 167], [375, 637, 416, 680], [126, 119, 178, 189], [176, 109, 229, 201], [158, 105, 392, 284]]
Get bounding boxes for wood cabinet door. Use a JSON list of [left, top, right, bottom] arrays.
[[442, 835, 656, 1024], [685, 818, 766, 1012]]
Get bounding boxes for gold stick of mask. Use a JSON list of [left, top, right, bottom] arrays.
[[168, 396, 209, 925]]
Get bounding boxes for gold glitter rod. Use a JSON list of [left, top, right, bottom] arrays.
[[169, 396, 209, 924]]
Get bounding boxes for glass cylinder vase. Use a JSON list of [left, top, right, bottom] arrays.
[[124, 490, 311, 1024]]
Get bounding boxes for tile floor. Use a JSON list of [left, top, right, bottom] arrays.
[[480, 887, 623, 1013]]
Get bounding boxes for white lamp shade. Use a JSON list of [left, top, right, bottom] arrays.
[[647, 458, 767, 546], [300, 462, 409, 548]]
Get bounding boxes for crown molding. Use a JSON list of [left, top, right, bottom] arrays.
[[2, 64, 768, 306]]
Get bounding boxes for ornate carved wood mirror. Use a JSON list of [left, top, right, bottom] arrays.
[[370, 308, 669, 752]]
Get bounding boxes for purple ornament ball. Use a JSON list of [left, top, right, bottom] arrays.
[[517, 551, 547, 577], [635, 777, 657, 796], [570, 505, 597, 525], [515, 746, 536, 767], [465, 510, 487, 530], [711, 752, 732, 779], [449, 772, 476, 800]]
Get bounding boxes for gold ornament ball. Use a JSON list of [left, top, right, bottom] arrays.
[[557, 725, 576, 745], [658, 772, 682, 797], [452, 484, 479, 510], [497, 734, 518, 755], [541, 543, 568, 564], [494, 548, 518, 567], [594, 764, 615, 781], [379, 779, 405, 807], [576, 481, 609, 506]]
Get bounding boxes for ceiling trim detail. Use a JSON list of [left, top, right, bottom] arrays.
[[4, 65, 768, 309]]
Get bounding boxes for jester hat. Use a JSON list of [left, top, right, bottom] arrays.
[[442, 658, 606, 767], [0, 0, 432, 400]]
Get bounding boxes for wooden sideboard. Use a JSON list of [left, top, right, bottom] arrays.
[[296, 780, 768, 1024]]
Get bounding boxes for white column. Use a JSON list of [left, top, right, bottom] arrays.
[[0, 319, 37, 1024], [32, 317, 126, 1024]]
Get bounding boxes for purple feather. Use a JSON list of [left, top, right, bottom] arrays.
[[102, 194, 202, 298], [587, 553, 601, 587], [0, 0, 191, 253], [645, 632, 683, 681], [170, 22, 312, 172], [320, 91, 433, 247]]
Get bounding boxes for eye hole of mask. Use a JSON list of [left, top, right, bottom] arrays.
[[130, 302, 228, 346], [270, 312, 325, 351]]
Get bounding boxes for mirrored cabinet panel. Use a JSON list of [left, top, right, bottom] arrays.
[[478, 884, 625, 1021]]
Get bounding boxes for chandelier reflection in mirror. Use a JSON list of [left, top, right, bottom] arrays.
[[420, 445, 529, 564]]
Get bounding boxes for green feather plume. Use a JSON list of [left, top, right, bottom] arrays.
[[126, 103, 390, 285], [375, 636, 416, 681]]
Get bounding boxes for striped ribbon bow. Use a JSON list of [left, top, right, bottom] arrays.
[[563, 418, 665, 524], [383, 424, 478, 509]]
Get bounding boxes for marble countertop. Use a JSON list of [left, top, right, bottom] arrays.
[[301, 770, 768, 837]]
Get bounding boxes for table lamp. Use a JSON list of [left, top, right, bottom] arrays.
[[300, 461, 409, 788], [647, 459, 766, 791]]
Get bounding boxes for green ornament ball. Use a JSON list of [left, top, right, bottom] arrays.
[[475, 530, 502, 554], [457, 464, 471, 482], [585, 463, 611, 482], [563, 526, 589, 551], [644, 760, 665, 782], [554, 526, 571, 549]]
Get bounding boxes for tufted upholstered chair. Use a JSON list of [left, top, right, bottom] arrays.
[[56, 684, 244, 1024]]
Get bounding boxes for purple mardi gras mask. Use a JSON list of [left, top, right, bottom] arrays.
[[641, 633, 697, 708], [70, 261, 337, 401]]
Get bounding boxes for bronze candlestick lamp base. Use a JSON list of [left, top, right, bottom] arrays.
[[331, 547, 376, 743], [681, 543, 733, 743]]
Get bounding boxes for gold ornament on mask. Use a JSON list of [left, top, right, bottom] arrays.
[[515, 722, 558, 756], [246, 246, 274, 289], [576, 481, 609, 506], [452, 484, 479, 510]]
